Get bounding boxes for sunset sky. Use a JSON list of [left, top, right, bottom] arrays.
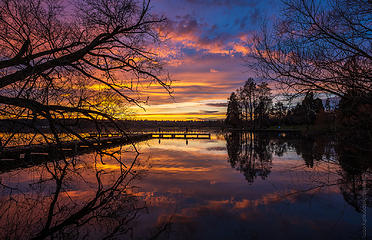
[[130, 0, 281, 121]]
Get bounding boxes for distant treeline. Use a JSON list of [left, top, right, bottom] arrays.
[[226, 78, 372, 141], [119, 119, 223, 131], [0, 119, 224, 133]]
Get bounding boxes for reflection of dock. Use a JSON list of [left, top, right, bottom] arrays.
[[150, 133, 211, 139], [0, 132, 211, 172], [1, 133, 151, 155], [0, 133, 152, 172]]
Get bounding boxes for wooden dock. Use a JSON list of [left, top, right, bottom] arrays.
[[150, 132, 211, 139]]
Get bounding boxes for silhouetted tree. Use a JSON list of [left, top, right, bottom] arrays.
[[238, 78, 257, 128], [337, 90, 372, 140], [233, 79, 272, 129], [302, 92, 324, 125], [271, 101, 287, 125], [254, 82, 272, 128], [0, 0, 170, 147], [325, 98, 331, 112], [226, 92, 241, 127], [252, 0, 371, 100], [285, 92, 324, 125]]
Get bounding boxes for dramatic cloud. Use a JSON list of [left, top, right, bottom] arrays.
[[205, 102, 228, 107], [135, 0, 282, 120], [160, 14, 256, 56], [184, 0, 259, 7]]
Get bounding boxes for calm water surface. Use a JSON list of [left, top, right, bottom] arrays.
[[0, 133, 371, 239]]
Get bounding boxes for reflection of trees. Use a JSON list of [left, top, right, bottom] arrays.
[[336, 144, 372, 213], [292, 136, 372, 217], [0, 149, 162, 239], [288, 136, 371, 213], [226, 132, 275, 183], [291, 138, 328, 168], [292, 137, 372, 213], [227, 132, 371, 239], [227, 132, 372, 214], [334, 144, 371, 240]]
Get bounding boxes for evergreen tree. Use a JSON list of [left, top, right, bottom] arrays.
[[302, 92, 324, 124], [226, 92, 241, 127]]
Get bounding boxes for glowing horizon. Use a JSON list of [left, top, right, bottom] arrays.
[[124, 0, 281, 121]]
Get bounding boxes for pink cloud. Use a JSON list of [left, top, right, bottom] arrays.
[[159, 15, 256, 57]]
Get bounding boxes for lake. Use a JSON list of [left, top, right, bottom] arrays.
[[0, 132, 371, 239]]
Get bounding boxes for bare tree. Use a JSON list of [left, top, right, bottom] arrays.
[[234, 79, 272, 129], [0, 0, 170, 148], [252, 0, 371, 101], [238, 78, 256, 128], [255, 82, 272, 128]]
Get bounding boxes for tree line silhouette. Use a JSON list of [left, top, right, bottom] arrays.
[[226, 78, 325, 129], [226, 77, 372, 143]]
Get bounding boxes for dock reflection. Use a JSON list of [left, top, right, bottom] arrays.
[[0, 132, 370, 239]]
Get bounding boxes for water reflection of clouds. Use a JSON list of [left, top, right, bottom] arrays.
[[148, 187, 358, 239], [142, 138, 226, 155], [132, 134, 370, 239], [0, 134, 370, 239]]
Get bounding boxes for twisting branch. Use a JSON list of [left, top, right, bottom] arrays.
[[0, 0, 171, 149]]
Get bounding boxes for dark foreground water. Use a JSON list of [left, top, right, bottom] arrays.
[[0, 132, 371, 239]]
